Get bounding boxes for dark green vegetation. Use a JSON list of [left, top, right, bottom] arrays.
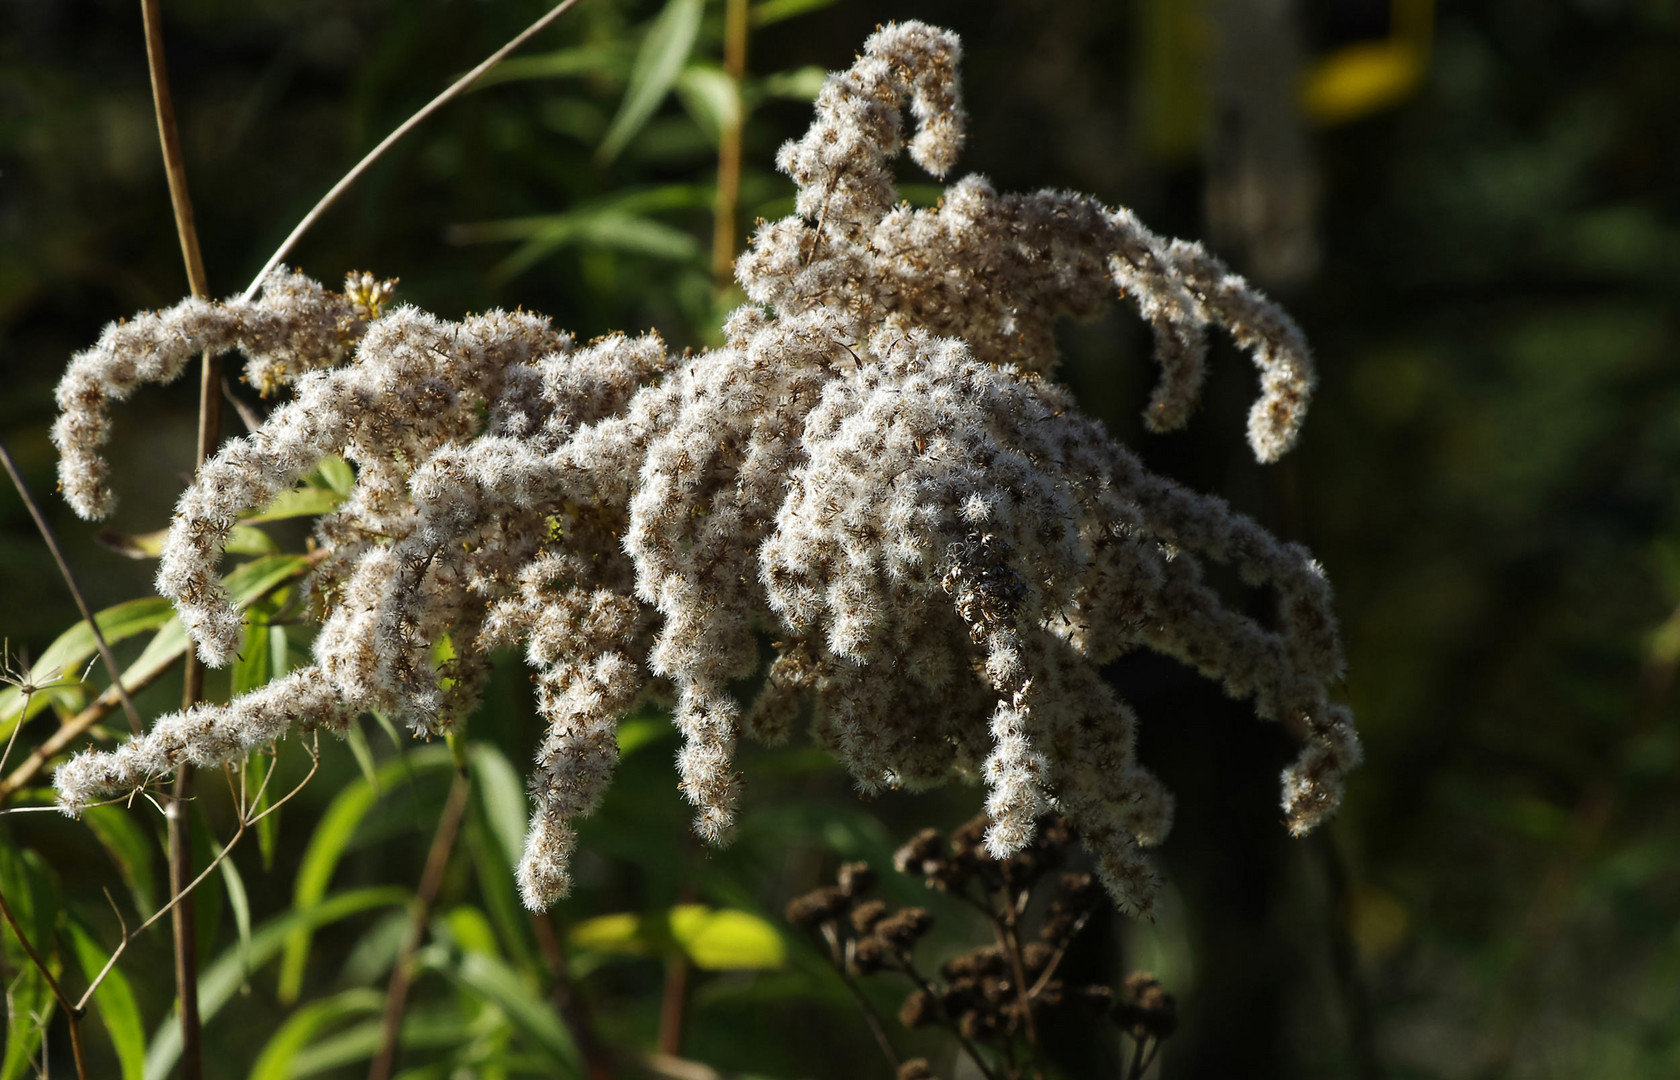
[[3, 1, 1680, 1077]]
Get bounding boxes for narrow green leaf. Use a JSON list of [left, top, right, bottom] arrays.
[[277, 745, 454, 1003], [0, 847, 60, 1080], [223, 554, 315, 604], [675, 64, 741, 143], [82, 804, 159, 918], [446, 951, 578, 1072], [97, 523, 277, 560], [248, 750, 278, 871], [313, 455, 355, 496], [66, 919, 145, 1080], [219, 854, 253, 990], [758, 65, 828, 101], [344, 718, 380, 792], [248, 988, 384, 1080], [464, 796, 539, 972], [232, 611, 276, 699], [468, 744, 527, 871], [0, 597, 174, 727], [0, 965, 50, 1080], [443, 905, 501, 958], [495, 213, 701, 283], [472, 42, 635, 87], [144, 886, 409, 1080], [597, 0, 705, 164], [243, 485, 344, 524], [751, 0, 838, 27], [285, 1011, 475, 1078]]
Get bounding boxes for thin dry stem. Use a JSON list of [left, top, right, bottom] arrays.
[[244, 0, 584, 300], [0, 442, 142, 736], [710, 0, 749, 289], [74, 736, 317, 1009], [367, 768, 471, 1080]]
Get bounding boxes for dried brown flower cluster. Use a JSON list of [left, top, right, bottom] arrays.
[[51, 21, 1357, 915], [786, 814, 1179, 1078]]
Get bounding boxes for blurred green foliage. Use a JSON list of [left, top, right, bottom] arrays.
[[3, 0, 1680, 1077]]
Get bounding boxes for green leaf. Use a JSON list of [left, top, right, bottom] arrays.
[[249, 750, 278, 871], [751, 0, 838, 27], [616, 714, 671, 758], [570, 905, 786, 971], [445, 951, 578, 1072], [468, 744, 528, 872], [495, 213, 701, 283], [243, 485, 345, 524], [471, 42, 635, 88], [0, 964, 50, 1080], [219, 854, 253, 991], [0, 846, 58, 1080], [0, 597, 174, 727], [66, 919, 145, 1080], [443, 904, 501, 958], [312, 455, 355, 496], [669, 905, 787, 970], [145, 886, 410, 1080], [97, 523, 278, 560], [597, 0, 705, 164], [248, 988, 384, 1080], [344, 718, 380, 792], [287, 1013, 476, 1078], [758, 65, 828, 102], [676, 64, 741, 143], [82, 804, 159, 918], [232, 613, 276, 699], [278, 745, 455, 1003]]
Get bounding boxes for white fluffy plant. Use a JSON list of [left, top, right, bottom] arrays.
[[51, 22, 1359, 916]]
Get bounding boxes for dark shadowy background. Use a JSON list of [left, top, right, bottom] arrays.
[[4, 1, 1680, 1077]]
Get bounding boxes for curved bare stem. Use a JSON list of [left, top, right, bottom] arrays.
[[244, 0, 585, 300]]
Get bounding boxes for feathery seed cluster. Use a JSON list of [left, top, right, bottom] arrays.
[[51, 22, 1358, 916]]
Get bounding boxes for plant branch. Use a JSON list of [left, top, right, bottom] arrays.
[[710, 0, 749, 290], [74, 735, 317, 1009], [139, 0, 215, 1071], [0, 443, 143, 737], [244, 0, 584, 301], [367, 768, 471, 1080]]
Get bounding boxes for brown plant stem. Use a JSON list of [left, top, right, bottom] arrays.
[[367, 769, 471, 1080], [710, 0, 749, 290], [140, 0, 215, 1071], [244, 0, 583, 301], [532, 911, 616, 1080], [0, 874, 90, 1080], [818, 923, 900, 1072], [0, 442, 143, 737]]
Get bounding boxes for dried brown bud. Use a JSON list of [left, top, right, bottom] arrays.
[[876, 907, 934, 949], [893, 828, 945, 874], [1114, 972, 1178, 1040], [898, 989, 939, 1028], [1021, 941, 1054, 978], [898, 1060, 936, 1080], [850, 934, 890, 974], [838, 860, 878, 897], [785, 885, 849, 929], [850, 898, 890, 935]]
